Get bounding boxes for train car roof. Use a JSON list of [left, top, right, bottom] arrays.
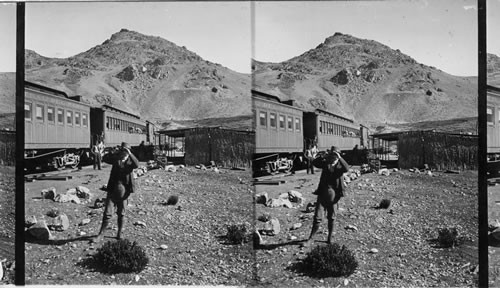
[[25, 81, 70, 99], [310, 108, 355, 124], [99, 104, 141, 120]]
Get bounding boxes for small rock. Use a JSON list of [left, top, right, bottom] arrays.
[[267, 198, 293, 208], [257, 218, 280, 236], [76, 186, 92, 199], [79, 231, 87, 236], [41, 187, 57, 200], [160, 244, 168, 250], [369, 248, 379, 254], [79, 219, 91, 226], [291, 223, 302, 230], [289, 235, 297, 241], [25, 215, 37, 228], [345, 225, 358, 231], [134, 221, 147, 228], [305, 202, 316, 213]]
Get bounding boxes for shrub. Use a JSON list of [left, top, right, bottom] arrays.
[[93, 239, 149, 274], [437, 227, 459, 248], [166, 195, 179, 205], [300, 243, 358, 278], [226, 224, 249, 244], [378, 199, 391, 209]]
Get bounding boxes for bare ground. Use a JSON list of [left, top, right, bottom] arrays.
[[25, 163, 254, 285], [488, 184, 500, 286], [0, 166, 15, 284], [254, 168, 478, 287]]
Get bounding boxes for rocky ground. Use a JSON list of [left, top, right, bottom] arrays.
[[25, 162, 254, 285], [0, 166, 15, 284], [254, 167, 478, 287], [488, 183, 500, 286]]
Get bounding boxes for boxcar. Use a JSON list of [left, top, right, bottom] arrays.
[[253, 90, 304, 154], [90, 105, 147, 149], [25, 81, 91, 150], [303, 109, 361, 152]]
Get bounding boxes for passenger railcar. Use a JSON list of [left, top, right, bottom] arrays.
[[487, 85, 500, 178], [303, 109, 361, 152], [25, 81, 150, 171], [253, 90, 304, 154], [90, 105, 147, 149], [252, 89, 365, 174], [25, 81, 92, 169]]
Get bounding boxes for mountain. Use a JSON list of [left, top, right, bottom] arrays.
[[488, 53, 500, 86], [0, 72, 16, 130], [253, 32, 477, 128], [25, 29, 251, 127]]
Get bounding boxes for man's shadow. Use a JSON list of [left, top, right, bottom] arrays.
[[25, 231, 109, 246]]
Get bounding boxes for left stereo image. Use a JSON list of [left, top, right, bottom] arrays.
[[0, 3, 16, 286]]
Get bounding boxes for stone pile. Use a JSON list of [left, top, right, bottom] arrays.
[[255, 190, 306, 209], [41, 186, 93, 205]]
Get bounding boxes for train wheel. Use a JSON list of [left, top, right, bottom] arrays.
[[70, 158, 80, 169]]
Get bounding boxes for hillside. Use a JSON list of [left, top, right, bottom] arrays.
[[488, 53, 500, 86], [0, 73, 16, 130], [253, 32, 477, 128], [25, 29, 251, 126]]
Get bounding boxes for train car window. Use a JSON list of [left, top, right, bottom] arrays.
[[57, 108, 64, 125], [279, 115, 285, 129], [319, 121, 323, 133], [82, 113, 88, 127], [24, 102, 32, 120], [270, 113, 277, 128], [295, 118, 301, 132], [47, 106, 55, 123], [75, 112, 81, 126], [67, 110, 73, 126], [259, 111, 267, 127], [488, 107, 494, 125], [287, 116, 293, 131], [35, 104, 44, 121]]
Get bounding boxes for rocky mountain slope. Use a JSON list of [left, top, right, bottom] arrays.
[[253, 33, 477, 127], [488, 53, 500, 86], [0, 72, 16, 130], [25, 29, 251, 126]]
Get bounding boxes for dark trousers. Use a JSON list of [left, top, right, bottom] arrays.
[[94, 153, 102, 170], [307, 157, 315, 174]]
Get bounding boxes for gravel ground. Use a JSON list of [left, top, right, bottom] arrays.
[[25, 163, 254, 285], [254, 168, 478, 287], [0, 166, 15, 284]]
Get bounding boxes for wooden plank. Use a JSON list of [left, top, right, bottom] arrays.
[[253, 180, 283, 185]]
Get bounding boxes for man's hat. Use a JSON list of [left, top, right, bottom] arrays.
[[121, 142, 131, 149]]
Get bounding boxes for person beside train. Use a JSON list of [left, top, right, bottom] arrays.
[[92, 141, 105, 170], [93, 142, 139, 242], [305, 144, 318, 174], [302, 146, 349, 247]]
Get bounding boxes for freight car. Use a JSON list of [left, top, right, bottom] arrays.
[[487, 84, 500, 178], [24, 81, 149, 171], [252, 90, 365, 174]]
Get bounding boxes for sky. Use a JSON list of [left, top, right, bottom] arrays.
[[0, 3, 16, 72], [488, 0, 500, 57], [254, 0, 478, 77], [24, 2, 251, 74]]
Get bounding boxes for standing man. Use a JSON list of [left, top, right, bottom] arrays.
[[303, 146, 349, 246], [305, 144, 318, 174], [92, 140, 105, 170], [93, 142, 139, 242]]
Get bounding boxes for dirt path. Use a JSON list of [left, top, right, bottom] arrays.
[[25, 163, 254, 285], [254, 168, 478, 287], [489, 184, 500, 287]]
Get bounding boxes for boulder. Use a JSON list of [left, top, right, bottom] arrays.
[[255, 193, 268, 205], [25, 215, 37, 228], [306, 202, 316, 213], [378, 168, 391, 176], [290, 223, 302, 230], [41, 187, 57, 200], [76, 186, 92, 199], [257, 218, 281, 236], [54, 193, 81, 204], [49, 214, 70, 231], [165, 165, 177, 172], [266, 198, 293, 208], [28, 220, 52, 241], [278, 193, 289, 200]]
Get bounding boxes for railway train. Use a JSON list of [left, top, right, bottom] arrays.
[[487, 84, 500, 178], [252, 89, 369, 174], [24, 81, 151, 171]]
